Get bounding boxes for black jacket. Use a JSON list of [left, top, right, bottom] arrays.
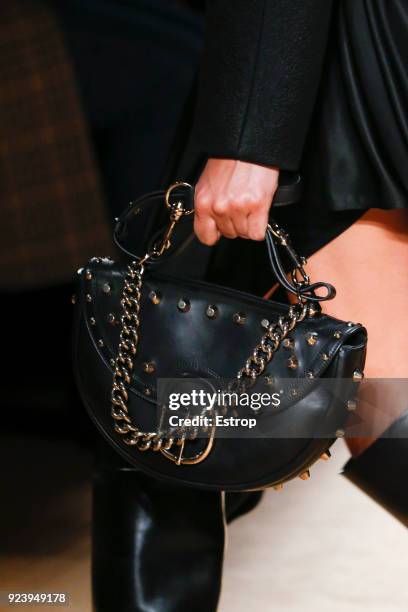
[[168, 0, 335, 287], [189, 0, 408, 212], [191, 0, 334, 171]]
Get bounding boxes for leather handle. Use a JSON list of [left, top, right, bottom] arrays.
[[114, 172, 302, 252], [113, 177, 335, 303], [272, 171, 302, 206]]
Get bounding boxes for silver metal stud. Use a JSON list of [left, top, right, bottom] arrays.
[[306, 371, 314, 379], [86, 293, 92, 303], [102, 282, 111, 294], [282, 338, 294, 350], [264, 375, 274, 386], [85, 269, 93, 280], [334, 330, 342, 339], [206, 305, 218, 319], [144, 387, 152, 396], [290, 388, 299, 397], [336, 429, 345, 438], [353, 369, 364, 381], [347, 399, 358, 411], [110, 358, 115, 367], [90, 317, 96, 326], [143, 361, 156, 374], [233, 312, 246, 325], [261, 318, 270, 330], [107, 313, 116, 325], [71, 294, 77, 305], [322, 353, 329, 361], [178, 299, 190, 313], [306, 332, 318, 346], [149, 291, 161, 305], [287, 356, 298, 370], [347, 321, 354, 327], [97, 339, 104, 348]]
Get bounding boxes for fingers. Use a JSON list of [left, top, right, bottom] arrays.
[[247, 206, 270, 241], [194, 191, 240, 244], [212, 198, 240, 239], [194, 189, 221, 245], [194, 211, 221, 246], [213, 195, 249, 239], [194, 159, 279, 245]]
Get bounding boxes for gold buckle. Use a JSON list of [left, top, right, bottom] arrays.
[[160, 421, 216, 465]]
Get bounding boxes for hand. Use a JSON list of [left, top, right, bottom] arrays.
[[194, 158, 279, 245]]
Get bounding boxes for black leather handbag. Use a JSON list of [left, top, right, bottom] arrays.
[[73, 182, 367, 491]]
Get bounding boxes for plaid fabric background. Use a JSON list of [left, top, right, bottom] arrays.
[[0, 0, 112, 291]]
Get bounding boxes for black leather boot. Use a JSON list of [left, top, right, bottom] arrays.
[[343, 410, 408, 527], [92, 437, 262, 612]]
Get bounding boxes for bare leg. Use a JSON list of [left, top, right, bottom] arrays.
[[303, 209, 408, 455]]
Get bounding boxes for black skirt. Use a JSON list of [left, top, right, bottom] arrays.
[[302, 0, 408, 212]]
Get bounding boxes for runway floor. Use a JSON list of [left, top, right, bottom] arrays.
[[0, 433, 406, 612]]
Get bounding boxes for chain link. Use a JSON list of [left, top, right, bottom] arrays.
[[110, 256, 311, 460], [109, 184, 312, 462], [236, 303, 308, 386]]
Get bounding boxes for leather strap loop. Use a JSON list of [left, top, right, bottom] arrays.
[[265, 227, 335, 302]]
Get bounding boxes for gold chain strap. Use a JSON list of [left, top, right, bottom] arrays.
[[110, 183, 312, 464], [236, 302, 308, 384]]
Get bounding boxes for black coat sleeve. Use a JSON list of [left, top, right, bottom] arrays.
[[191, 0, 334, 171]]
